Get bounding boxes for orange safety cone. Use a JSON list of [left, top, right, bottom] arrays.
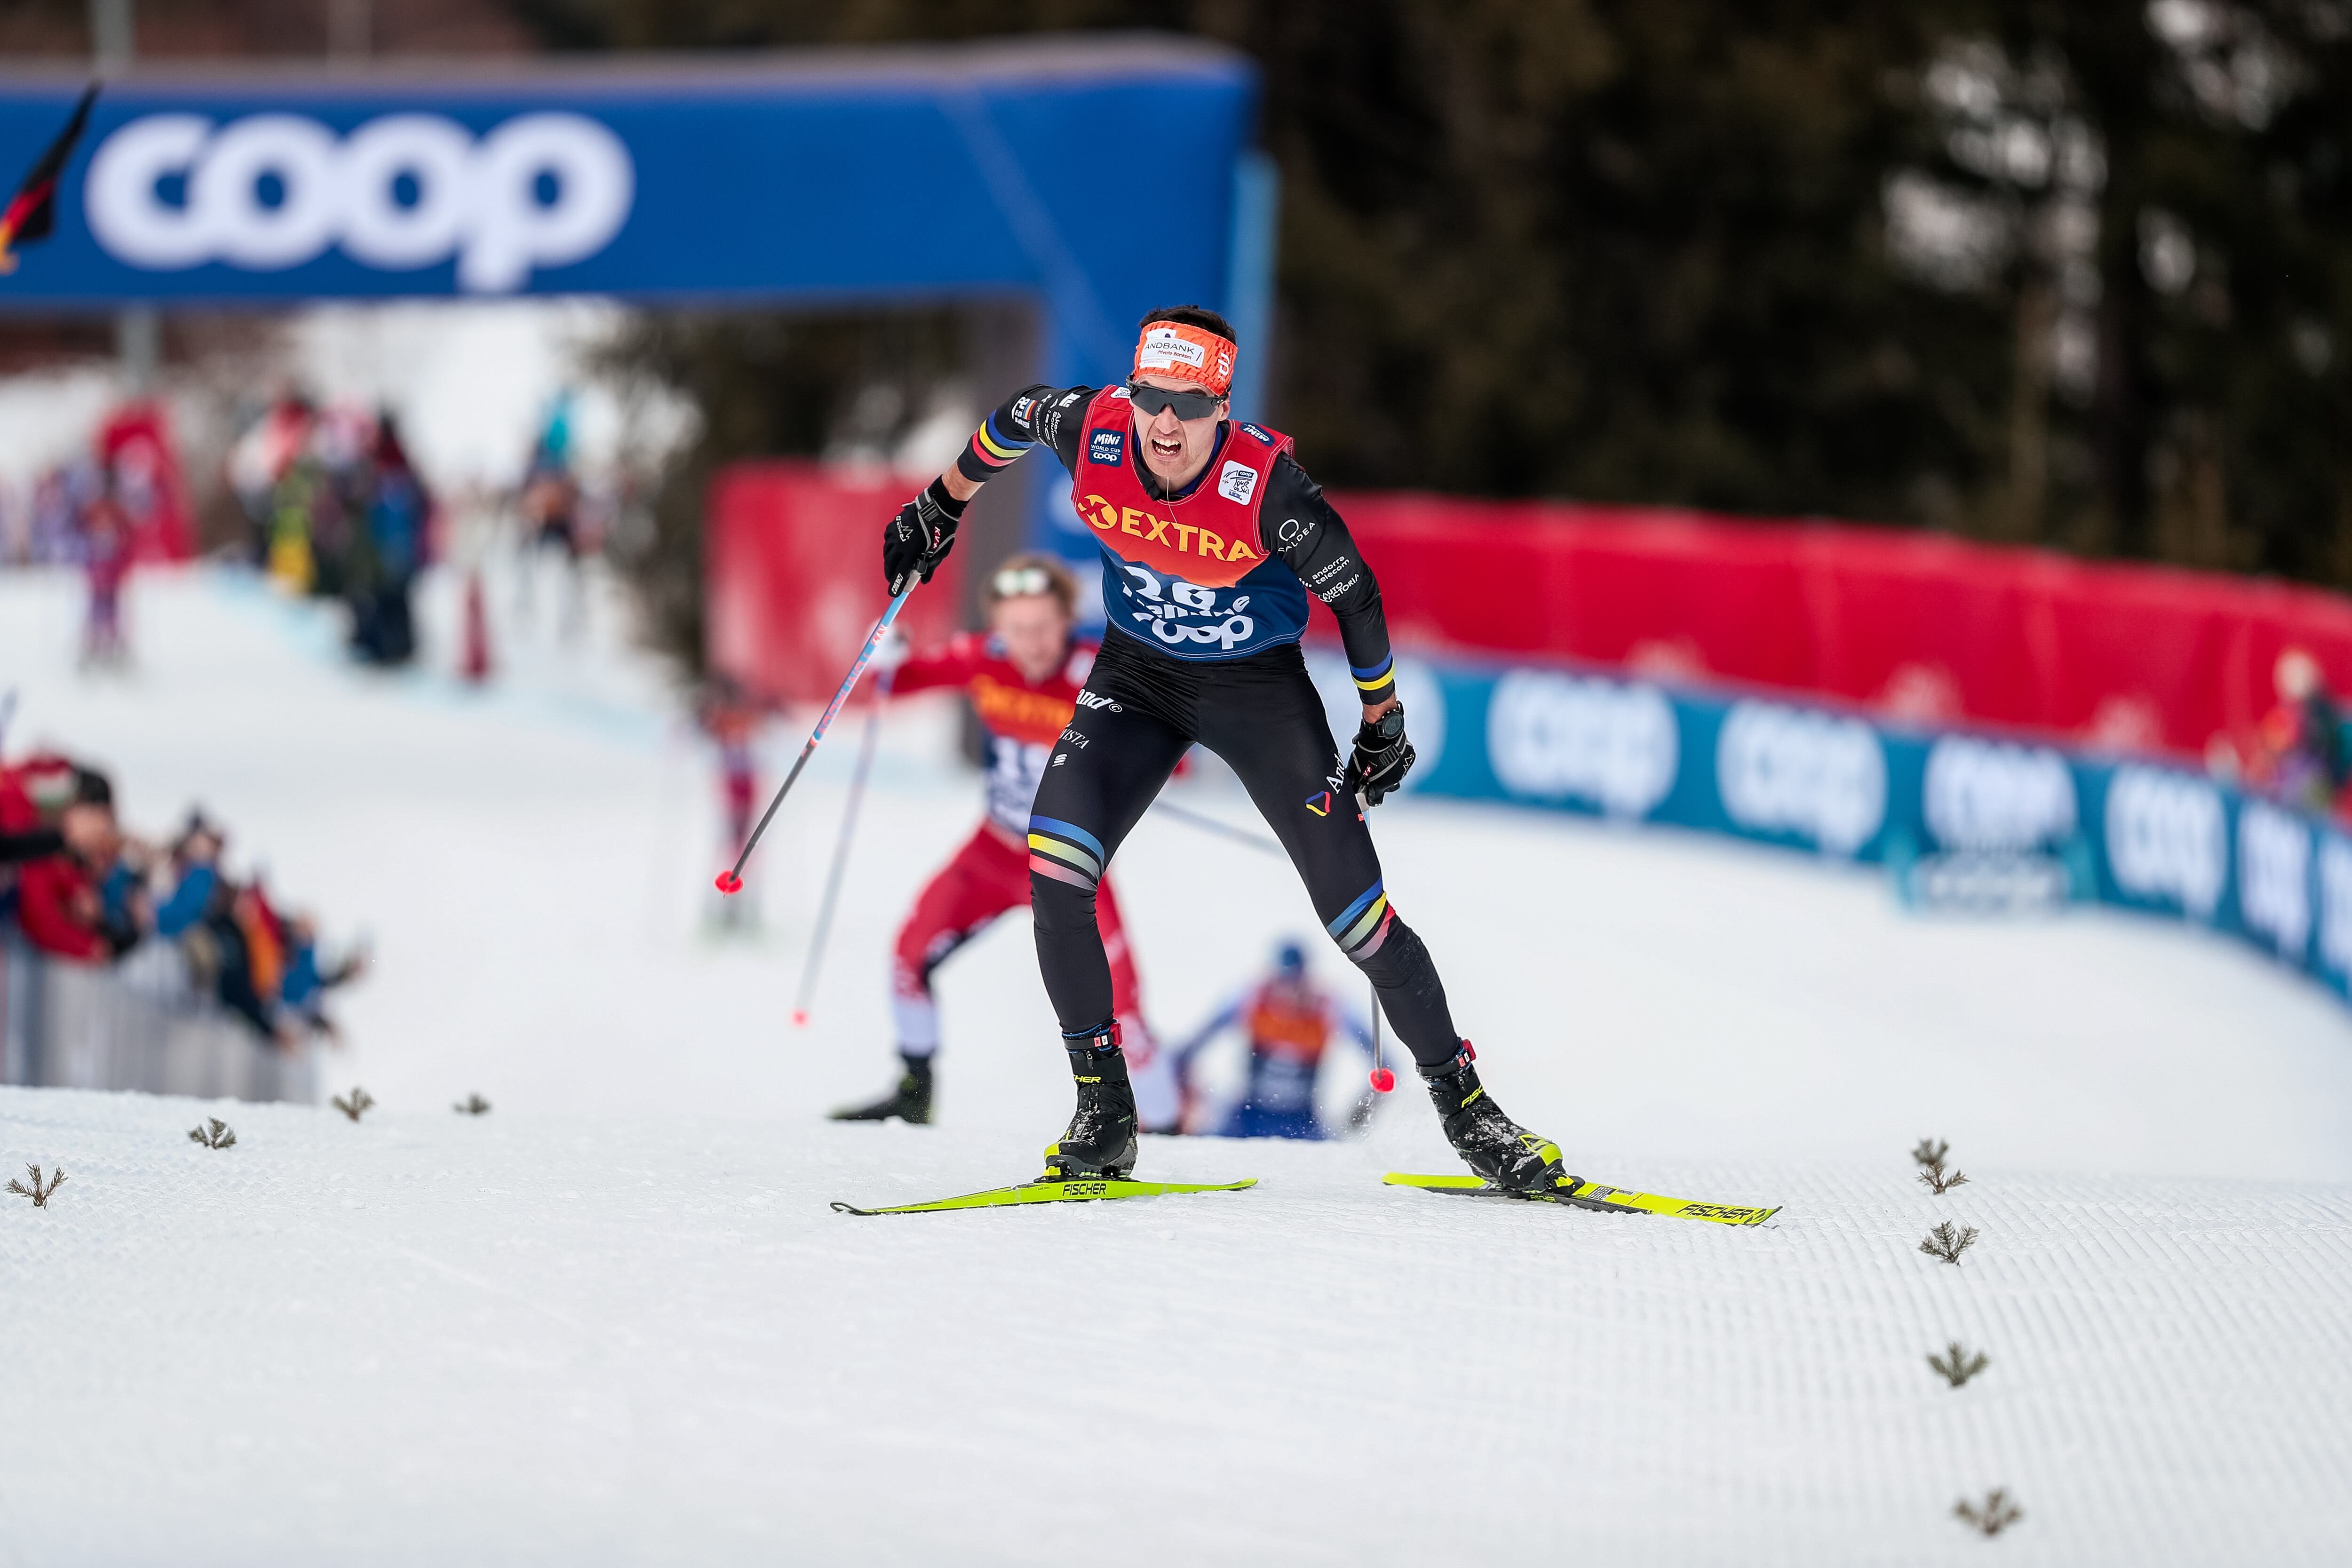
[[460, 567, 493, 684]]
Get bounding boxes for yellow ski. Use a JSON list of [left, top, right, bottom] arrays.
[[833, 1177, 1256, 1216], [1382, 1172, 1779, 1226]]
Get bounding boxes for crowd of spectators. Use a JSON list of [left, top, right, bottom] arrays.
[[229, 393, 435, 665], [0, 749, 365, 1049], [0, 391, 438, 670]]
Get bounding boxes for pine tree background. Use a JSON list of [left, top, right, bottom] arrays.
[[8, 0, 2349, 643], [522, 0, 2352, 614]]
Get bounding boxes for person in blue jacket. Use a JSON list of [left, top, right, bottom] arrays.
[[1174, 939, 1375, 1140]]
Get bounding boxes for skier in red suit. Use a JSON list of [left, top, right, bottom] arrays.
[[832, 553, 1172, 1129]]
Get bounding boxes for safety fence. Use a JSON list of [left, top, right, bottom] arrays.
[[1333, 491, 2352, 767], [1360, 650, 2346, 1003], [709, 459, 2352, 767], [0, 936, 316, 1104]]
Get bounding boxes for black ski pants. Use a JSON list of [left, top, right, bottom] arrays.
[[1026, 631, 1465, 1069]]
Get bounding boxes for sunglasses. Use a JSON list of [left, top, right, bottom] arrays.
[[1126, 380, 1226, 421], [990, 565, 1055, 599]]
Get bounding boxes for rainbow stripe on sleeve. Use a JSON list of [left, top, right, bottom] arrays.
[[1351, 653, 1396, 698], [968, 413, 1033, 472]]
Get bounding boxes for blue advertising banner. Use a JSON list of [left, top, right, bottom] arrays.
[[1343, 651, 2352, 1009], [0, 42, 1255, 398]]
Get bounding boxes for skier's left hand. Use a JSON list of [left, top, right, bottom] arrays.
[[1351, 702, 1416, 805]]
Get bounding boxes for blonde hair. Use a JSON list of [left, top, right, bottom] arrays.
[[984, 551, 1078, 618]]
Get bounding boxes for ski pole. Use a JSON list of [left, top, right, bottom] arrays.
[[1150, 797, 1284, 857], [789, 665, 894, 1026], [1352, 789, 1393, 1095], [715, 587, 912, 895]]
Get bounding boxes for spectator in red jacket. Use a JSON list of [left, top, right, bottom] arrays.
[[7, 765, 132, 962]]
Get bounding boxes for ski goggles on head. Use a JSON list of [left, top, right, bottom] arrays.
[[1126, 380, 1226, 421], [989, 565, 1056, 599]]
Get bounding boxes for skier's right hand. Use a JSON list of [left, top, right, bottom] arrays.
[[883, 478, 966, 596]]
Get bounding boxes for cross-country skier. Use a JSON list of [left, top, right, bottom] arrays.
[[1175, 938, 1375, 1140], [879, 307, 1570, 1190], [831, 552, 1174, 1130]]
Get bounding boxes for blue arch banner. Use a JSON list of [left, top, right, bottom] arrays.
[[0, 41, 1256, 397]]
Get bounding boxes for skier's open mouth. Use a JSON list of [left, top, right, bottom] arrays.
[[1149, 434, 1184, 461]]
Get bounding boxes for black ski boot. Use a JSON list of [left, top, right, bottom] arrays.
[[1041, 1021, 1138, 1178], [1422, 1042, 1571, 1193], [830, 1052, 934, 1125]]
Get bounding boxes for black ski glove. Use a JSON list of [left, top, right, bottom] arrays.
[[882, 478, 968, 596], [1351, 703, 1416, 805]]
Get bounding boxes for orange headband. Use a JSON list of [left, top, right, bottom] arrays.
[[1133, 321, 1237, 398]]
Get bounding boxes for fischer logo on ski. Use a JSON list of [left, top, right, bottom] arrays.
[[832, 1177, 1256, 1217], [1381, 1172, 1780, 1226]]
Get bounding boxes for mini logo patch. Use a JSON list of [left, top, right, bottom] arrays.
[[1217, 461, 1260, 505], [1011, 395, 1036, 421], [1089, 430, 1125, 466], [1240, 422, 1272, 444], [1303, 790, 1332, 817]]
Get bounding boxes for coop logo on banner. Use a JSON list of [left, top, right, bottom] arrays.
[[1486, 671, 1677, 819], [2103, 766, 2225, 919], [84, 111, 634, 292], [1716, 702, 1886, 856], [1922, 737, 2076, 852], [2237, 800, 2312, 958]]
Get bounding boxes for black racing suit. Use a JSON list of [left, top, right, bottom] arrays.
[[985, 386, 1468, 1070]]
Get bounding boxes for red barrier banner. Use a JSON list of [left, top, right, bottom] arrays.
[[704, 458, 2352, 765], [705, 461, 961, 706], [1330, 492, 2352, 764]]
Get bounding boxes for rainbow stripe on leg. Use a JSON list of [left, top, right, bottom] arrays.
[[1328, 878, 1394, 961], [1028, 816, 1105, 892]]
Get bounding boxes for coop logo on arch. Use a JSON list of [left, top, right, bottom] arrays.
[[85, 111, 634, 293]]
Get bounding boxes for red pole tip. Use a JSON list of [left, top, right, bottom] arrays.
[[1368, 1067, 1396, 1094], [714, 871, 742, 894], [790, 1010, 809, 1028]]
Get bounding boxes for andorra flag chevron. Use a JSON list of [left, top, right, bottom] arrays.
[[0, 81, 99, 274]]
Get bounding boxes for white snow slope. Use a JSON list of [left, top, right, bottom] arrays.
[[5, 565, 2352, 1565]]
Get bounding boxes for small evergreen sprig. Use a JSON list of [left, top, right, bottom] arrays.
[[453, 1094, 492, 1116], [1954, 1488, 2023, 1536], [331, 1087, 376, 1122], [1912, 1138, 1970, 1195], [1927, 1341, 1990, 1387], [188, 1118, 237, 1149], [7, 1163, 66, 1208], [1921, 1220, 1979, 1265]]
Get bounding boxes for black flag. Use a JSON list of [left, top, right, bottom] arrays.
[[0, 81, 100, 273]]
